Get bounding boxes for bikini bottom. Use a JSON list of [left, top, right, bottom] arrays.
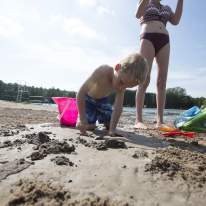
[[140, 33, 170, 56]]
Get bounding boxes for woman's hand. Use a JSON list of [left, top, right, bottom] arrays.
[[169, 0, 183, 25], [136, 0, 149, 18]]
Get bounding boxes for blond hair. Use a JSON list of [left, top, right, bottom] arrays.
[[119, 53, 149, 85]]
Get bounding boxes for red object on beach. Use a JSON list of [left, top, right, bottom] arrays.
[[161, 131, 195, 139], [52, 97, 78, 127]]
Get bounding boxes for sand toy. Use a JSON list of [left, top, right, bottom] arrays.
[[161, 131, 195, 139], [181, 107, 206, 132], [52, 97, 78, 127], [159, 127, 178, 132], [174, 106, 200, 128]]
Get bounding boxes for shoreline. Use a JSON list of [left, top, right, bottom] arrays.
[[0, 100, 206, 205]]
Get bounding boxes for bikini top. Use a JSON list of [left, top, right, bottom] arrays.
[[140, 0, 173, 26]]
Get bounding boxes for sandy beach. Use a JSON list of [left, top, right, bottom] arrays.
[[0, 100, 206, 206]]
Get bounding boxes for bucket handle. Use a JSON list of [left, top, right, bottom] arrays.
[[57, 100, 71, 121]]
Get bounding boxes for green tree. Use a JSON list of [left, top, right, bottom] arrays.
[[0, 80, 205, 108]]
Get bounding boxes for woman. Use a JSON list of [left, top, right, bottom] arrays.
[[135, 0, 183, 129]]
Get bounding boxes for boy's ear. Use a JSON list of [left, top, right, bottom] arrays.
[[115, 64, 121, 72]]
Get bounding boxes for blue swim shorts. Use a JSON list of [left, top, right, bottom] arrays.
[[85, 95, 112, 125]]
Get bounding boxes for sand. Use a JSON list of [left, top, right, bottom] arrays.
[[0, 100, 206, 206]]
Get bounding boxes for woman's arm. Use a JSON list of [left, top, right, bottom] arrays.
[[135, 0, 149, 19], [170, 0, 184, 25]]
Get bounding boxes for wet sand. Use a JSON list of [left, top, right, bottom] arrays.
[[0, 100, 206, 206]]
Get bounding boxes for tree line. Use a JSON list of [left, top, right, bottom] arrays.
[[0, 80, 205, 109]]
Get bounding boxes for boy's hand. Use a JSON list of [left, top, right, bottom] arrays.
[[108, 130, 116, 137], [77, 122, 88, 135], [108, 129, 124, 137]]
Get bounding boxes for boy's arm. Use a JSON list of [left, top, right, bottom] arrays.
[[109, 90, 125, 135], [77, 65, 107, 134], [76, 79, 91, 134], [76, 81, 89, 125]]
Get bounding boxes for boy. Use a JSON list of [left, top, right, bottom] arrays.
[[77, 53, 148, 136]]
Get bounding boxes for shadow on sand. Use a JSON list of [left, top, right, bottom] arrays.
[[92, 128, 206, 154]]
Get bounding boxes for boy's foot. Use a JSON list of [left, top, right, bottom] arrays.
[[134, 122, 148, 130]]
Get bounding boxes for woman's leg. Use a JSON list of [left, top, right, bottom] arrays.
[[155, 43, 170, 127], [135, 39, 155, 129]]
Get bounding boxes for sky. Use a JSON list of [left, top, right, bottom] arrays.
[[0, 0, 205, 97]]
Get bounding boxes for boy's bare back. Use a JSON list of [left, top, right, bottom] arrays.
[[81, 65, 115, 99]]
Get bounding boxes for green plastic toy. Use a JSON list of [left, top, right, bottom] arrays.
[[181, 108, 206, 132]]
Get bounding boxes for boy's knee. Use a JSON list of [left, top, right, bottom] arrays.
[[87, 124, 96, 131]]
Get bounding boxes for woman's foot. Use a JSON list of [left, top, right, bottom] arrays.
[[134, 122, 148, 130]]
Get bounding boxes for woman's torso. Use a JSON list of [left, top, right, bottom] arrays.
[[140, 21, 168, 35], [139, 0, 173, 35]]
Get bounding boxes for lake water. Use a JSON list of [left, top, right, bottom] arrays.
[[117, 107, 185, 130], [122, 107, 184, 123], [46, 103, 184, 126]]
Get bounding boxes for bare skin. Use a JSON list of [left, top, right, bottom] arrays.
[[156, 42, 170, 128], [77, 63, 140, 136], [135, 38, 155, 130], [135, 0, 184, 129]]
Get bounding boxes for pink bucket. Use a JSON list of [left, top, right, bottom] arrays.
[[52, 97, 78, 127]]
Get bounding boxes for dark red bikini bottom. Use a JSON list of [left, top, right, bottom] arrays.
[[140, 33, 170, 56]]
